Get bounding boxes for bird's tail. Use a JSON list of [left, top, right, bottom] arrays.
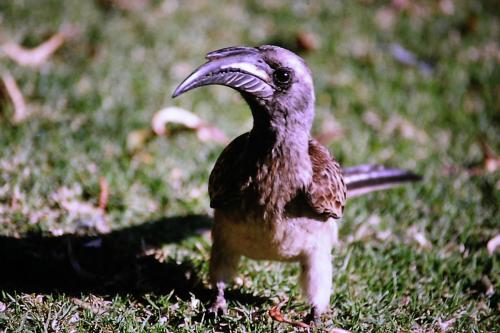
[[343, 164, 421, 198]]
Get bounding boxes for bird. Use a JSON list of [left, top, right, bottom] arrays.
[[172, 45, 420, 322]]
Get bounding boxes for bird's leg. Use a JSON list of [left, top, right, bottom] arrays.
[[208, 239, 240, 315], [299, 248, 333, 323], [210, 281, 228, 315]]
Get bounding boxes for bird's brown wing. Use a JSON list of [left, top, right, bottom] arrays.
[[305, 139, 346, 219], [209, 133, 250, 209]]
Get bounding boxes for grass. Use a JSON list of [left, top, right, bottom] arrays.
[[0, 0, 498, 331]]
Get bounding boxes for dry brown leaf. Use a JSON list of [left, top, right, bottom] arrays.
[[71, 296, 110, 315], [152, 106, 202, 136], [296, 31, 319, 52], [444, 141, 500, 176], [152, 106, 228, 144], [414, 232, 431, 249], [2, 33, 67, 68], [437, 317, 456, 332], [407, 226, 432, 249], [480, 143, 500, 173], [1, 71, 28, 123], [467, 141, 500, 176], [126, 129, 153, 153], [487, 234, 500, 255], [268, 300, 310, 329]]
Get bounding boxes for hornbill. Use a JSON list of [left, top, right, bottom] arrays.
[[173, 45, 420, 321]]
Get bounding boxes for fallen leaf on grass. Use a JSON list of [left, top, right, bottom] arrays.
[[268, 300, 310, 329], [71, 296, 111, 315], [437, 317, 456, 332], [443, 141, 500, 176], [413, 232, 431, 249], [1, 71, 28, 123], [407, 226, 432, 249], [487, 234, 500, 255], [152, 106, 228, 144], [1, 26, 78, 68], [126, 129, 155, 164], [127, 129, 153, 153], [296, 31, 319, 52], [467, 141, 500, 176]]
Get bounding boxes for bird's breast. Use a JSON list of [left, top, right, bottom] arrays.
[[247, 152, 313, 218], [213, 209, 338, 261]]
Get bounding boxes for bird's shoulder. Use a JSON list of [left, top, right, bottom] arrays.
[[209, 133, 250, 208], [305, 139, 346, 219]]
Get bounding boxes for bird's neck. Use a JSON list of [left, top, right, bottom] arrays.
[[246, 98, 313, 154], [244, 99, 314, 219], [249, 116, 310, 157]]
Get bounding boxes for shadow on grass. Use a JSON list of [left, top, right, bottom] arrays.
[[0, 214, 265, 307]]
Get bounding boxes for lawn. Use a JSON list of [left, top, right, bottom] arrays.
[[0, 0, 498, 332]]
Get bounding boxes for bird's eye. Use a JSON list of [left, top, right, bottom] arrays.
[[273, 67, 292, 86]]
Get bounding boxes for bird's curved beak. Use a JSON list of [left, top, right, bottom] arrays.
[[172, 46, 274, 99]]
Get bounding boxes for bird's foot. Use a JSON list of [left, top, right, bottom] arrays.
[[208, 295, 228, 316], [304, 307, 321, 325]]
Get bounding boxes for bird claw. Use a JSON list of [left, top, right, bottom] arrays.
[[304, 307, 321, 325], [208, 295, 228, 316]]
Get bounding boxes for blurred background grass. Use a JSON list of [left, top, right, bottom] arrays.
[[0, 0, 498, 331]]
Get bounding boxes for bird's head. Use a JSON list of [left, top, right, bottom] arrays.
[[173, 45, 315, 133]]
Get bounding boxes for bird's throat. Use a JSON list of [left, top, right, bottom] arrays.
[[246, 113, 313, 220]]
